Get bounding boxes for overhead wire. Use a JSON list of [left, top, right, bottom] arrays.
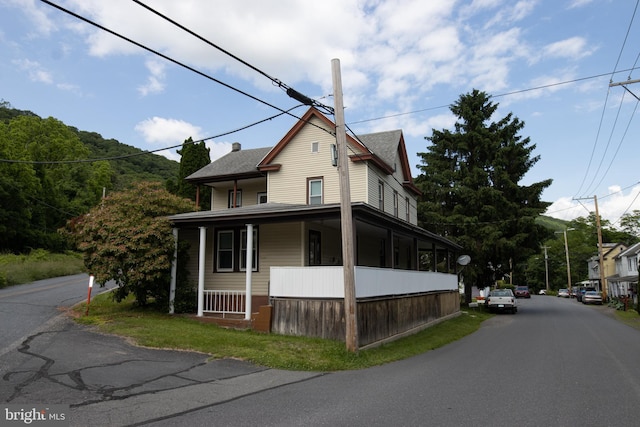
[[130, 0, 334, 115], [575, 0, 639, 198], [0, 106, 303, 165], [38, 0, 332, 136]]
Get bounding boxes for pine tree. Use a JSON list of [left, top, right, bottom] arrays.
[[176, 137, 211, 210], [416, 90, 552, 298]]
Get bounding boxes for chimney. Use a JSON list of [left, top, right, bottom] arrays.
[[232, 142, 241, 152]]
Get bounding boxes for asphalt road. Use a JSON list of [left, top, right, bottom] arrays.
[[2, 279, 640, 426]]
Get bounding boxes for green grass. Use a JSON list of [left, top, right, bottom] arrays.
[[0, 249, 85, 288], [75, 292, 493, 371]]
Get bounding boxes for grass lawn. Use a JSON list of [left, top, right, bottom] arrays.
[[74, 292, 493, 371], [0, 250, 84, 288]]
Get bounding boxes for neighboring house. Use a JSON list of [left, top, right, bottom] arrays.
[[168, 107, 462, 348], [587, 243, 627, 292], [608, 242, 640, 301]]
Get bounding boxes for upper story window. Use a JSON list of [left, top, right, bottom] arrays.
[[405, 197, 410, 221], [308, 177, 323, 205], [311, 141, 319, 153], [393, 190, 399, 217], [378, 181, 384, 210], [628, 256, 637, 272], [228, 189, 242, 208], [257, 192, 267, 204]]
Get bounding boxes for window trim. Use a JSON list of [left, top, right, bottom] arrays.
[[216, 230, 234, 272], [214, 227, 259, 273], [240, 228, 258, 272], [228, 189, 242, 208], [393, 190, 399, 217], [378, 181, 385, 210], [405, 197, 410, 221], [307, 177, 323, 205]]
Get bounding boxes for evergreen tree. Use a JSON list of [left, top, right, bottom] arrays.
[[176, 137, 211, 210], [416, 90, 552, 298]]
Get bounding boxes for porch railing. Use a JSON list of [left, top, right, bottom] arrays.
[[202, 290, 246, 315]]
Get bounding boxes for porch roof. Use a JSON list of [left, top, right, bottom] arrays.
[[169, 202, 462, 251]]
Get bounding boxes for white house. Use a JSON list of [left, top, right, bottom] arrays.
[[608, 242, 640, 301], [168, 107, 462, 348]]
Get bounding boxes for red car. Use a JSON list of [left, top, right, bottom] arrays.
[[514, 286, 531, 298]]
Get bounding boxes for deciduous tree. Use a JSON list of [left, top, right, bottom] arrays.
[[71, 181, 194, 307]]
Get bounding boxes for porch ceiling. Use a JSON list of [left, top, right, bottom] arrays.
[[168, 202, 461, 251]]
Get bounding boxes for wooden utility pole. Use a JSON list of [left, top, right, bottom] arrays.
[[594, 195, 607, 301], [332, 58, 358, 352]]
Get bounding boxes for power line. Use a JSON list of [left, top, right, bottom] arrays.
[[131, 0, 333, 115], [39, 0, 322, 127], [348, 67, 640, 126], [0, 107, 302, 165]]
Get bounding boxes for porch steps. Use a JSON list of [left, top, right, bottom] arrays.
[[187, 305, 273, 332]]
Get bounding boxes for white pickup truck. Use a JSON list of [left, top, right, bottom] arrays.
[[485, 289, 517, 314]]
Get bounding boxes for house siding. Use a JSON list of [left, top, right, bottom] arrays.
[[365, 162, 417, 224], [211, 179, 267, 211]]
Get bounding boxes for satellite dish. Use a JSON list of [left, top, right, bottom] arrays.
[[457, 255, 471, 266]]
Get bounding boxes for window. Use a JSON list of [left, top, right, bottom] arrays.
[[311, 141, 319, 153], [257, 192, 267, 204], [393, 190, 399, 217], [215, 227, 259, 272], [228, 190, 242, 208], [309, 230, 321, 265], [216, 230, 234, 271], [378, 181, 384, 210], [405, 197, 410, 221], [240, 228, 258, 271], [308, 178, 323, 205]]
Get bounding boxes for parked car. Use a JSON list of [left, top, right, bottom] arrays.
[[514, 286, 531, 298], [575, 287, 596, 302], [582, 291, 603, 305], [485, 289, 517, 314], [538, 289, 546, 295], [557, 288, 570, 298]]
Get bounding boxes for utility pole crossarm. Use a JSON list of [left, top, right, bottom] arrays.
[[609, 78, 640, 101]]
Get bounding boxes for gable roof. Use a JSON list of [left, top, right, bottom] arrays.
[[618, 242, 640, 259], [185, 107, 420, 195], [186, 146, 271, 184]]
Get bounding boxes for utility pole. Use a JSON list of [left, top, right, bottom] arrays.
[[575, 195, 607, 300], [609, 78, 640, 101], [594, 195, 607, 301], [542, 246, 550, 292], [332, 58, 358, 352]]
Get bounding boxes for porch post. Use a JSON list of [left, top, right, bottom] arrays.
[[245, 224, 253, 320], [197, 226, 207, 317], [169, 227, 178, 314]]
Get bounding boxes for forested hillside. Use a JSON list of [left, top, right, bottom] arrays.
[[0, 101, 179, 253]]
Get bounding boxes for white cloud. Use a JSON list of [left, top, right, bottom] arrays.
[[543, 37, 592, 60], [134, 116, 202, 144], [545, 185, 640, 226], [137, 59, 166, 96], [12, 58, 53, 84]]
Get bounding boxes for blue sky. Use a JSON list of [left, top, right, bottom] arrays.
[[1, 0, 639, 225]]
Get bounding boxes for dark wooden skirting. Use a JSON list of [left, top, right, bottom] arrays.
[[270, 291, 460, 348]]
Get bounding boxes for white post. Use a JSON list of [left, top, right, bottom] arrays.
[[245, 224, 253, 320], [169, 228, 178, 314], [197, 226, 207, 317]]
